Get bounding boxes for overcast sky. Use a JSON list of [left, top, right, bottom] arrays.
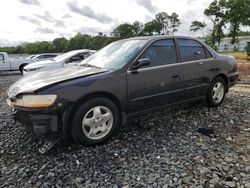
[[0, 0, 215, 47]]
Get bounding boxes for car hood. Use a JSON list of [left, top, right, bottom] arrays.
[[8, 66, 108, 98], [24, 60, 55, 69]]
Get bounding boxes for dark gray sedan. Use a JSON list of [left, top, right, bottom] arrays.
[[7, 36, 239, 145]]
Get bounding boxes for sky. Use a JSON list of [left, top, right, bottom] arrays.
[[0, 0, 215, 47]]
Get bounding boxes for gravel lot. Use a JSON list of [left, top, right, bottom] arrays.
[[0, 73, 250, 188]]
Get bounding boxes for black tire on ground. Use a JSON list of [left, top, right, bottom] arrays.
[[19, 64, 28, 73], [207, 76, 226, 107], [71, 97, 120, 145]]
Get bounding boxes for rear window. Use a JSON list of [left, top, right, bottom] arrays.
[[177, 39, 212, 62]]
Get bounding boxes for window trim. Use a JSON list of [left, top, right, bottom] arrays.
[[128, 38, 179, 72], [175, 38, 215, 63]]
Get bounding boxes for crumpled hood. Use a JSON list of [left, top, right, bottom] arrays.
[[8, 66, 107, 98], [24, 59, 55, 69]]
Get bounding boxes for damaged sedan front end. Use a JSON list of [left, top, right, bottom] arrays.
[[7, 66, 109, 136]]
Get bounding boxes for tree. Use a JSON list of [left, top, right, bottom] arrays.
[[190, 21, 207, 37], [89, 33, 113, 50], [52, 37, 68, 52], [204, 0, 227, 46], [226, 0, 250, 44], [132, 21, 143, 36], [141, 20, 162, 35], [155, 12, 169, 35], [168, 13, 181, 35], [68, 33, 91, 50], [111, 23, 135, 39]]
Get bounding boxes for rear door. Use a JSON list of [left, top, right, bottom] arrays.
[[0, 53, 10, 71], [176, 38, 216, 99], [127, 39, 184, 113]]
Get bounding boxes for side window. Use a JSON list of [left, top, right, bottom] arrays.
[[67, 53, 86, 63], [37, 55, 45, 59], [46, 54, 57, 58], [140, 39, 177, 67], [0, 54, 5, 61], [205, 48, 213, 58], [79, 52, 89, 59], [177, 39, 207, 62]]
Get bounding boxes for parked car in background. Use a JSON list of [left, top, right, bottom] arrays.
[[28, 53, 58, 61], [0, 52, 59, 73], [7, 36, 238, 146], [23, 49, 96, 75]]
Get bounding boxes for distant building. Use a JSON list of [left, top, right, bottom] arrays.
[[215, 36, 250, 52]]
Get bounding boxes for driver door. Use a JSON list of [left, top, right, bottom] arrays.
[[127, 39, 184, 114]]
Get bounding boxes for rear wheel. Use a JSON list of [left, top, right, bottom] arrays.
[[71, 97, 120, 145], [207, 77, 226, 107]]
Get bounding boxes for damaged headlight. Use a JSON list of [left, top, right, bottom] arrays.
[[7, 95, 57, 108]]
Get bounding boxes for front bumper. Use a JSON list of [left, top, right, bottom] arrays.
[[9, 102, 74, 136], [12, 109, 59, 135]]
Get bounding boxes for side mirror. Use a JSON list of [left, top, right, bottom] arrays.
[[131, 58, 151, 72]]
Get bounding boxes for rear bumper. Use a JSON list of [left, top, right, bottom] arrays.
[[228, 72, 239, 87]]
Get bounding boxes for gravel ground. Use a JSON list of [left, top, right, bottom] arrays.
[[0, 73, 250, 188]]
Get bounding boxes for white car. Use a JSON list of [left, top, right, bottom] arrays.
[[28, 53, 58, 61], [23, 49, 96, 75], [0, 52, 58, 73]]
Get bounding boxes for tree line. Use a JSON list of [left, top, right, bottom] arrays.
[[1, 0, 249, 54], [190, 0, 250, 47]]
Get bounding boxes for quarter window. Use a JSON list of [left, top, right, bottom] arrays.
[[140, 39, 177, 67], [177, 39, 211, 62]]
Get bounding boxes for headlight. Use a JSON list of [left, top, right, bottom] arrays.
[[7, 95, 57, 108], [26, 67, 44, 72]]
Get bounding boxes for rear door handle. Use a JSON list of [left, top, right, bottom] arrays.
[[197, 62, 203, 65]]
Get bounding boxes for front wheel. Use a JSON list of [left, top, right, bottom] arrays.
[[71, 97, 120, 145], [207, 77, 226, 107]]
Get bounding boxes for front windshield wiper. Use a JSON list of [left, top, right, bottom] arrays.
[[80, 63, 101, 69]]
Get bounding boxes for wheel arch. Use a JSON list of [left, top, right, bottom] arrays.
[[63, 91, 122, 136], [212, 73, 229, 92], [19, 63, 28, 72]]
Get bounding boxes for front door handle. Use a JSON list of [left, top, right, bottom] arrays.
[[197, 62, 203, 65], [172, 74, 180, 78], [172, 74, 182, 80]]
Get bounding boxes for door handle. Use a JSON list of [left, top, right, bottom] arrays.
[[172, 74, 179, 78], [197, 62, 203, 65], [172, 73, 181, 80]]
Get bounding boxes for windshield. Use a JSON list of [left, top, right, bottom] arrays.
[[79, 39, 147, 70], [53, 50, 87, 62]]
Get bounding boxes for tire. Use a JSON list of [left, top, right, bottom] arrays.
[[207, 77, 226, 107], [19, 64, 28, 73], [71, 97, 120, 145]]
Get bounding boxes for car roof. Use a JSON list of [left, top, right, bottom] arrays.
[[123, 35, 203, 42]]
